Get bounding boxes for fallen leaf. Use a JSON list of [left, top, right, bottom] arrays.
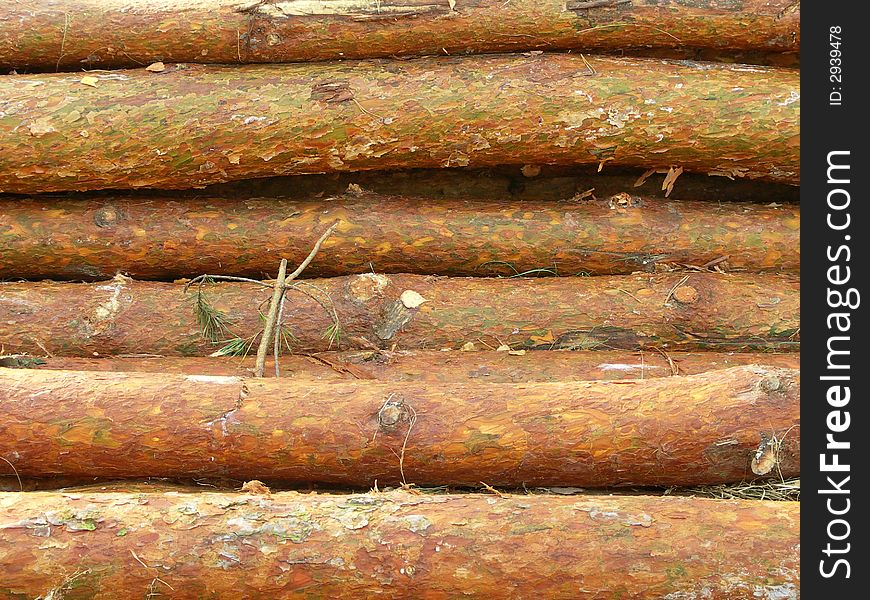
[[508, 349, 526, 356], [496, 344, 511, 352], [460, 342, 476, 352], [80, 76, 99, 88], [145, 61, 165, 73], [400, 290, 427, 309]]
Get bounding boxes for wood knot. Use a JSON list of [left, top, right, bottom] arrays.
[[758, 374, 782, 393], [377, 397, 405, 429], [672, 285, 698, 304], [93, 206, 120, 228]]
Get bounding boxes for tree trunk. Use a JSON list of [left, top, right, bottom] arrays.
[[0, 55, 799, 194], [27, 350, 801, 382], [0, 365, 799, 486], [0, 0, 800, 71], [0, 273, 800, 355], [0, 191, 800, 281], [0, 489, 799, 599]]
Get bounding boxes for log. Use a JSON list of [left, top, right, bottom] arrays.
[[0, 191, 801, 281], [0, 55, 800, 194], [27, 350, 802, 382], [0, 273, 800, 355], [0, 365, 799, 485], [0, 0, 800, 71], [0, 490, 800, 599]]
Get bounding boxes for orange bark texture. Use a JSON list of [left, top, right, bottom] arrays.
[[0, 55, 799, 194], [0, 0, 800, 70], [0, 365, 799, 486], [0, 191, 800, 280], [0, 490, 799, 599], [0, 272, 800, 355]]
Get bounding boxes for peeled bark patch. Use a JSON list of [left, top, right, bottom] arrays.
[[0, 192, 801, 280], [0, 490, 799, 599], [0, 273, 800, 355], [0, 365, 799, 486], [29, 350, 801, 382], [0, 0, 800, 71], [0, 55, 799, 194]]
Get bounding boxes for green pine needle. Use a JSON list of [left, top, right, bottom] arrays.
[[211, 336, 257, 358], [323, 323, 342, 349]]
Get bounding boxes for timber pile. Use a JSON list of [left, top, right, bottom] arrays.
[[0, 2, 800, 597]]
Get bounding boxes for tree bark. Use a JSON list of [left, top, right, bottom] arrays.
[[28, 350, 801, 382], [0, 490, 799, 599], [0, 0, 800, 71], [0, 365, 799, 486], [0, 273, 800, 355], [0, 191, 800, 281], [0, 55, 800, 194]]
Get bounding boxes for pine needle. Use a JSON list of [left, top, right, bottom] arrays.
[[679, 478, 800, 502], [211, 335, 257, 358], [323, 323, 342, 349], [192, 278, 233, 341]]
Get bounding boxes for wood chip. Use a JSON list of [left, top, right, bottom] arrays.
[[662, 166, 684, 197], [145, 62, 166, 73], [400, 290, 427, 309], [240, 480, 271, 495]]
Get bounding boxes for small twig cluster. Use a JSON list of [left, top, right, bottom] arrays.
[[185, 222, 339, 377]]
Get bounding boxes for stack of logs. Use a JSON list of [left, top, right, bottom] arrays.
[[1, 2, 799, 598]]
